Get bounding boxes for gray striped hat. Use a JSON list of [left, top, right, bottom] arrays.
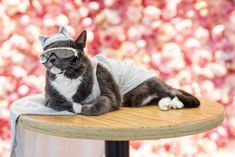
[[39, 26, 72, 49]]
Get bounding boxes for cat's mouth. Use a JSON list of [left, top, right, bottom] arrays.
[[49, 66, 63, 74]]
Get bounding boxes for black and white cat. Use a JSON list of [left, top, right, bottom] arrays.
[[39, 27, 200, 115]]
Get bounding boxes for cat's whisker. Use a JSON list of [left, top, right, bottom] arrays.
[[66, 67, 77, 74], [71, 65, 86, 72]]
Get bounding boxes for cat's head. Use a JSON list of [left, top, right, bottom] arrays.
[[39, 29, 90, 79]]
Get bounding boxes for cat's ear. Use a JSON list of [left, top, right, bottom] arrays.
[[58, 26, 71, 38], [74, 30, 87, 49], [39, 35, 49, 46]]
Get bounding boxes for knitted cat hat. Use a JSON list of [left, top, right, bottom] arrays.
[[39, 26, 72, 49]]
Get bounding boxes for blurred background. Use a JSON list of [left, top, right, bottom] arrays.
[[0, 0, 235, 156]]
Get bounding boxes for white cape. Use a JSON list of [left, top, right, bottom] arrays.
[[10, 94, 103, 157]]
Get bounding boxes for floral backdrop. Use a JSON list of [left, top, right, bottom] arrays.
[[0, 0, 235, 156]]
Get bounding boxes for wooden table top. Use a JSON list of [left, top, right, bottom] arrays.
[[17, 97, 224, 141]]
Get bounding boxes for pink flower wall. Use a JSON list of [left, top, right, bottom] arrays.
[[0, 0, 235, 156]]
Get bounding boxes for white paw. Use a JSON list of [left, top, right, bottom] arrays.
[[159, 97, 171, 111], [72, 103, 82, 113], [170, 97, 184, 109]]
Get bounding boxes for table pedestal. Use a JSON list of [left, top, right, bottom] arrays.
[[105, 141, 129, 157]]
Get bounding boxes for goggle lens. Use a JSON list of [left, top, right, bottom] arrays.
[[39, 47, 78, 63]]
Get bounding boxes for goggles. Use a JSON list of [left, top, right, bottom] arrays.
[[39, 47, 78, 64]]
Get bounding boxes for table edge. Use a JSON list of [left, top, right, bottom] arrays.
[[17, 109, 224, 141]]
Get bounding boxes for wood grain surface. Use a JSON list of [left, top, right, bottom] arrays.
[[17, 97, 224, 140]]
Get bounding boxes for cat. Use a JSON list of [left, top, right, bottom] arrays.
[[39, 27, 200, 115]]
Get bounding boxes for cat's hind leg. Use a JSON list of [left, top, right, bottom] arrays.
[[123, 81, 159, 107], [124, 78, 200, 110], [173, 89, 200, 108]]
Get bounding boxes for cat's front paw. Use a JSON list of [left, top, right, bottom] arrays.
[[82, 104, 95, 115], [72, 103, 82, 113]]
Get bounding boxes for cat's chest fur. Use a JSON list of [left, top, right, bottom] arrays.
[[50, 74, 82, 102]]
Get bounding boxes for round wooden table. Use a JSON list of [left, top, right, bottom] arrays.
[[17, 98, 224, 157]]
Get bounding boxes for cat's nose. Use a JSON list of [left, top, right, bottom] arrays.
[[49, 58, 56, 64]]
